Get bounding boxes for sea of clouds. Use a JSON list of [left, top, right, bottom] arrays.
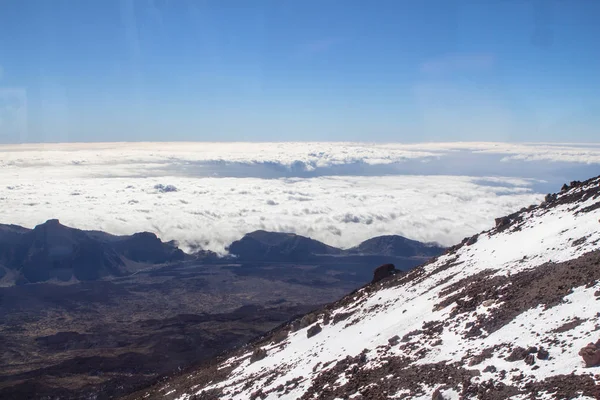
[[1, 142, 598, 254]]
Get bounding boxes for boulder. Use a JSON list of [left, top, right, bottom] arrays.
[[578, 340, 600, 367], [307, 324, 322, 338], [372, 263, 398, 283]]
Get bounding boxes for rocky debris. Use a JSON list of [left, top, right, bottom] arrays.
[[435, 250, 600, 336], [250, 348, 267, 363], [307, 324, 322, 338], [525, 374, 600, 399], [578, 339, 600, 367], [372, 263, 398, 283]]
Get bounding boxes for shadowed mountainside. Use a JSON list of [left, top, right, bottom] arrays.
[[0, 221, 444, 399]]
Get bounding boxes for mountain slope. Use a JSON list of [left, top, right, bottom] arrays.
[[132, 177, 600, 400], [349, 235, 444, 257], [0, 219, 187, 284], [227, 230, 343, 261], [228, 230, 444, 262]]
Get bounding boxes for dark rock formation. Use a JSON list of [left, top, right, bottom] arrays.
[[495, 217, 511, 230], [579, 340, 600, 367], [372, 263, 398, 283], [307, 324, 322, 338], [524, 354, 535, 365], [465, 235, 478, 246]]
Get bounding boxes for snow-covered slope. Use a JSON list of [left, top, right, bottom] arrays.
[[130, 177, 600, 400]]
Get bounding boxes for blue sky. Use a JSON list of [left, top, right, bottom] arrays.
[[0, 0, 599, 143]]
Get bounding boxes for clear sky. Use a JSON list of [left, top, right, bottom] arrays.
[[0, 0, 599, 143]]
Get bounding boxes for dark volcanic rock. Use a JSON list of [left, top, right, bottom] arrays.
[[537, 348, 549, 360], [307, 324, 322, 338], [578, 340, 600, 367], [372, 263, 399, 283]]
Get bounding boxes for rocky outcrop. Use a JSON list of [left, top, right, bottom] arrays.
[[579, 340, 600, 367], [372, 263, 398, 283], [307, 324, 322, 338]]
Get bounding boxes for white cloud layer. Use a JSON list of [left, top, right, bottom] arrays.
[[1, 141, 597, 254], [1, 141, 600, 171]]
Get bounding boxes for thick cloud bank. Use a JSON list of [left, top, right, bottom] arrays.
[[1, 142, 596, 254]]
